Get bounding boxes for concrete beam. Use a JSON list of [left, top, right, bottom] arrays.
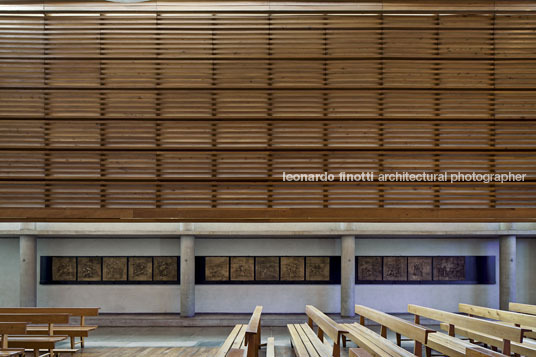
[[2, 222, 536, 238]]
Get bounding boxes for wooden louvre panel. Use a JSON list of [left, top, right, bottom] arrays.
[[0, 1, 535, 221]]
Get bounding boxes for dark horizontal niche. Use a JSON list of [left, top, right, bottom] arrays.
[[40, 256, 180, 285], [196, 256, 341, 285], [356, 256, 495, 285]]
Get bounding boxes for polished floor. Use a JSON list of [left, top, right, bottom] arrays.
[[46, 325, 418, 356], [57, 327, 296, 356]]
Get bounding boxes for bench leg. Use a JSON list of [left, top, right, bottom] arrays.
[[80, 337, 85, 348], [425, 346, 432, 357], [33, 349, 39, 357], [396, 333, 401, 346], [342, 335, 347, 348], [333, 343, 341, 357], [414, 341, 423, 357], [70, 336, 75, 349], [49, 349, 54, 357]]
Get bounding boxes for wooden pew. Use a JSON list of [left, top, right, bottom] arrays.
[[459, 303, 536, 339], [0, 308, 99, 350], [343, 321, 416, 357], [215, 306, 263, 357], [510, 303, 536, 316], [0, 323, 26, 357], [287, 305, 347, 357], [439, 322, 536, 356], [0, 314, 69, 357], [352, 305, 434, 356], [408, 304, 527, 356]]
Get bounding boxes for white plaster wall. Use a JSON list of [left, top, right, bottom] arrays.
[[0, 238, 20, 306], [37, 238, 181, 313], [517, 238, 536, 304]]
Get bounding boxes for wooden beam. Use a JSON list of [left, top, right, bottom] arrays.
[[0, 208, 535, 222]]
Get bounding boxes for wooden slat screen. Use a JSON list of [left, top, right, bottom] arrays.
[[0, 0, 535, 221]]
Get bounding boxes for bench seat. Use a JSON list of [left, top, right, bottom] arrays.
[[343, 323, 415, 357], [27, 325, 97, 336], [266, 337, 275, 357], [288, 323, 332, 357], [0, 349, 24, 357], [426, 332, 473, 357], [2, 335, 67, 349], [227, 348, 247, 357], [215, 324, 248, 356], [350, 348, 373, 357]]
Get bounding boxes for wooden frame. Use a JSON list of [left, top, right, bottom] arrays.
[[41, 256, 180, 284]]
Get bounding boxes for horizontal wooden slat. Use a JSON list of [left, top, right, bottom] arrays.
[[0, 5, 534, 221]]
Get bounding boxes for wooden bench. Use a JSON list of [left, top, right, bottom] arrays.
[[0, 323, 26, 357], [510, 303, 536, 316], [287, 305, 347, 357], [0, 314, 69, 357], [409, 304, 527, 356], [439, 322, 536, 356], [343, 321, 416, 357], [352, 305, 434, 356], [215, 306, 263, 357], [0, 308, 99, 350], [459, 303, 536, 339]]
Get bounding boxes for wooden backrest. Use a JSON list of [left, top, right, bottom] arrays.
[[0, 308, 100, 318], [0, 313, 70, 325], [408, 305, 524, 343], [244, 306, 263, 357], [509, 302, 536, 316], [0, 322, 26, 335], [460, 303, 536, 328], [305, 305, 348, 345], [245, 306, 262, 335], [356, 305, 432, 344]]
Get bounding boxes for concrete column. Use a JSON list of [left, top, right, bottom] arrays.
[[19, 235, 37, 307], [341, 235, 356, 317], [180, 235, 195, 317], [500, 235, 516, 310]]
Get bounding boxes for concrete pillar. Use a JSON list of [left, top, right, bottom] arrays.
[[341, 235, 356, 317], [19, 235, 37, 307], [180, 235, 195, 317], [500, 235, 516, 310]]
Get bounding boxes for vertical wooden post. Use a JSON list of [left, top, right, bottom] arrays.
[[448, 324, 455, 337], [380, 325, 387, 338], [503, 339, 511, 356], [414, 341, 423, 357], [1, 333, 7, 349]]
